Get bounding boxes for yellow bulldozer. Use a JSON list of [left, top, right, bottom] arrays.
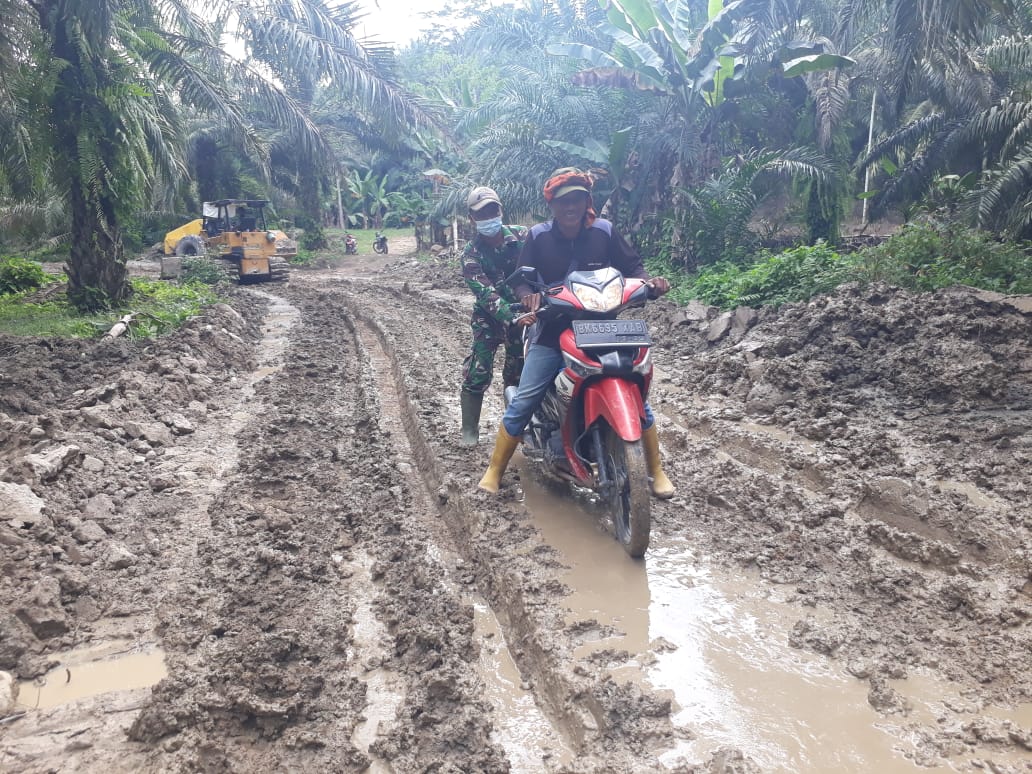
[[162, 199, 296, 282]]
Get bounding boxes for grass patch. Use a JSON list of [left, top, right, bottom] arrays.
[[289, 247, 321, 267], [311, 226, 412, 261], [0, 277, 218, 339]]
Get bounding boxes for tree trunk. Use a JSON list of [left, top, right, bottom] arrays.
[[862, 89, 877, 227], [45, 1, 130, 312], [64, 182, 130, 312], [336, 173, 345, 228]]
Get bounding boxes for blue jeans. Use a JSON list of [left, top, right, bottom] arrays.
[[501, 343, 655, 437]]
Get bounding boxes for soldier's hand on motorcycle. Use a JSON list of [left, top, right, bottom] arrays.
[[514, 293, 541, 326], [647, 277, 671, 298], [521, 292, 542, 312]]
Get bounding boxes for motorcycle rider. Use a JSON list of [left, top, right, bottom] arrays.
[[344, 232, 357, 253], [477, 168, 675, 498], [459, 186, 529, 445]]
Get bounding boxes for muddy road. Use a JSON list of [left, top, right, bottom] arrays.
[[1, 245, 1031, 773]]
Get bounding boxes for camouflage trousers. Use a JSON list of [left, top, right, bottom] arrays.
[[462, 309, 525, 395]]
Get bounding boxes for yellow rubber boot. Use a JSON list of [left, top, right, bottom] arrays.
[[477, 424, 521, 493], [642, 425, 675, 499]]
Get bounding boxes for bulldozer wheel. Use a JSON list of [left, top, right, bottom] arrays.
[[269, 256, 290, 282], [175, 234, 207, 257]]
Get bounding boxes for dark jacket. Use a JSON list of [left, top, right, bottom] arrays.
[[513, 218, 649, 347]]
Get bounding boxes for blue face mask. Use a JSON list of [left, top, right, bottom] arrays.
[[476, 216, 503, 237]]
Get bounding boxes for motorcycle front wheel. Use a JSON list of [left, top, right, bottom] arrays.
[[373, 241, 387, 254], [601, 425, 651, 558]]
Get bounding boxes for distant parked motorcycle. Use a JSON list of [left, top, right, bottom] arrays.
[[373, 231, 389, 254], [344, 233, 358, 254]]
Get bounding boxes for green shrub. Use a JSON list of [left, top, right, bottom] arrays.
[[295, 214, 327, 250], [180, 256, 228, 285], [0, 256, 49, 295], [27, 244, 67, 263], [130, 279, 216, 333], [851, 222, 1032, 293], [133, 212, 194, 247], [289, 248, 320, 266], [678, 242, 848, 309]]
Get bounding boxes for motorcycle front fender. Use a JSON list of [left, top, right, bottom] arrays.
[[582, 378, 645, 442]]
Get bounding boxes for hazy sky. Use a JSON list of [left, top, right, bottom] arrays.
[[355, 0, 459, 46]]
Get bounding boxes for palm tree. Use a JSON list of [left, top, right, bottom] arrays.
[[864, 33, 1032, 236], [668, 147, 832, 269], [27, 0, 201, 310], [1, 0, 428, 311], [422, 0, 634, 220], [841, 0, 1018, 111]]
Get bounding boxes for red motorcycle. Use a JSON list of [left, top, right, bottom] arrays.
[[505, 266, 655, 557]]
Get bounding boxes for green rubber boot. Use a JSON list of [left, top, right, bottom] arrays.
[[460, 391, 484, 447]]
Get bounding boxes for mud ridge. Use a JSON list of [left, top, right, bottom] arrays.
[[349, 308, 598, 750]]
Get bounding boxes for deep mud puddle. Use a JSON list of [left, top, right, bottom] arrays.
[[16, 645, 166, 711], [519, 470, 1032, 771]]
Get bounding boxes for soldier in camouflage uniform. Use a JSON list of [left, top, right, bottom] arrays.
[[460, 186, 529, 446]]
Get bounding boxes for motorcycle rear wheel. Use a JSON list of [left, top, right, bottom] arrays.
[[601, 425, 651, 558]]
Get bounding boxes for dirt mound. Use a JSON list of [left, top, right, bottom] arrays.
[[0, 292, 265, 679], [380, 253, 465, 293], [655, 283, 1032, 418], [646, 283, 1032, 712]]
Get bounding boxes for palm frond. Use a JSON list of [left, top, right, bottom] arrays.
[[976, 144, 1032, 228]]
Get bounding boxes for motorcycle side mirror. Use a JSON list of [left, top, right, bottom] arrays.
[[505, 265, 542, 288]]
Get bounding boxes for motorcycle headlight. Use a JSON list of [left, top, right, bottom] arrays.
[[266, 231, 276, 242], [572, 279, 623, 312]]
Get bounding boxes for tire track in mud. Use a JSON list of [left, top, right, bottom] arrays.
[[131, 289, 508, 772], [348, 313, 571, 769], [130, 293, 371, 770], [333, 281, 682, 771]]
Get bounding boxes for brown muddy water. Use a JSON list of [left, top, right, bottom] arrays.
[[15, 645, 166, 711], [352, 314, 573, 771], [519, 469, 1031, 772]]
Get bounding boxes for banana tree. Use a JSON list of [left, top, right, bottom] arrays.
[[542, 126, 635, 223], [548, 0, 853, 188], [346, 169, 392, 228]]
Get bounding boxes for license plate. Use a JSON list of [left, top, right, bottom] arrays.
[[572, 319, 651, 349]]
